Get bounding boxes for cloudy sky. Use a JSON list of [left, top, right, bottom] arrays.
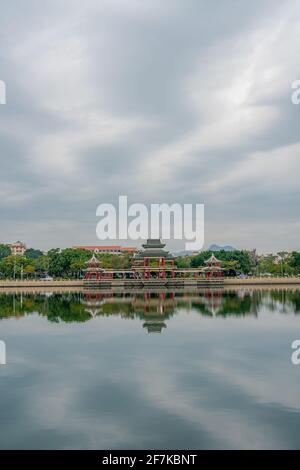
[[0, 0, 299, 252]]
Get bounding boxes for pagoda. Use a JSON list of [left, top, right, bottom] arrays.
[[84, 253, 104, 281], [131, 239, 175, 280], [201, 253, 223, 279]]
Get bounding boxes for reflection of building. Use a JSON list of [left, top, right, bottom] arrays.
[[201, 253, 223, 279], [74, 245, 136, 255], [81, 292, 106, 318], [132, 291, 176, 314], [143, 321, 167, 334], [81, 290, 177, 332], [203, 289, 223, 316], [131, 239, 175, 279], [132, 291, 176, 334], [10, 241, 26, 256]]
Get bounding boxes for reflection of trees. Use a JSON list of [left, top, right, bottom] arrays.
[[0, 292, 90, 323], [189, 290, 254, 317], [0, 294, 26, 318], [0, 289, 300, 325], [46, 295, 91, 323], [216, 292, 252, 317], [267, 290, 300, 314]]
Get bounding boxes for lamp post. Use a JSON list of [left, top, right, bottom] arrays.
[[277, 252, 287, 277]]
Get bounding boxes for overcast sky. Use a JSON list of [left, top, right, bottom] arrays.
[[0, 0, 299, 252]]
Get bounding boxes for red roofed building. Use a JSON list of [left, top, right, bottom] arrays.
[[73, 245, 137, 255]]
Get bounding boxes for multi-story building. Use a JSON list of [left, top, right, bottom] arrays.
[[10, 241, 26, 256], [73, 245, 137, 255]]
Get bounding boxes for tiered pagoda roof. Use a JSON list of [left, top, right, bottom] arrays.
[[133, 239, 174, 260], [205, 253, 221, 265], [85, 253, 104, 270], [201, 253, 223, 273]]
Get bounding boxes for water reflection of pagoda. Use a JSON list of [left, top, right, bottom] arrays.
[[81, 290, 176, 332], [143, 321, 167, 334], [79, 288, 258, 330], [132, 291, 176, 334], [0, 289, 273, 327], [81, 292, 109, 318], [203, 289, 224, 316]]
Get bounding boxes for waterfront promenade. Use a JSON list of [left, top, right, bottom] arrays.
[[1, 277, 300, 289]]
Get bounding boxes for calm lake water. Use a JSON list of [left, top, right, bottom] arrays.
[[0, 288, 300, 450]]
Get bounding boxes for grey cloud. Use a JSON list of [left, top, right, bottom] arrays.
[[0, 0, 299, 250]]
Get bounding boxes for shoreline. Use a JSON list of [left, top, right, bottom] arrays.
[[0, 277, 300, 290]]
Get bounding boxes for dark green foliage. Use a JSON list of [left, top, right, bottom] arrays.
[[25, 248, 44, 259], [0, 244, 11, 260], [290, 252, 300, 274], [190, 249, 252, 274]]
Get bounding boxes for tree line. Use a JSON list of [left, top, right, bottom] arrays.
[[1, 243, 300, 279]]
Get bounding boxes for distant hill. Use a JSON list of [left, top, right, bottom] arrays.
[[172, 250, 195, 257], [209, 244, 236, 252], [172, 245, 237, 257]]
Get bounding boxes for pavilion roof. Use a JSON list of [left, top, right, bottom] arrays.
[[85, 253, 102, 266], [133, 239, 174, 260], [133, 251, 174, 259], [205, 253, 221, 265], [142, 239, 166, 249]]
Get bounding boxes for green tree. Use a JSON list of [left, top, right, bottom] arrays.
[[48, 248, 91, 278], [0, 244, 11, 260], [25, 248, 44, 259], [34, 255, 50, 277], [190, 250, 252, 274], [0, 255, 33, 279], [175, 256, 192, 269], [258, 254, 276, 275], [23, 264, 36, 278], [290, 252, 300, 274]]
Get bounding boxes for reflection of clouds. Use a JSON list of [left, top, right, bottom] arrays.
[[198, 350, 300, 412], [0, 349, 143, 449], [133, 359, 278, 449], [29, 383, 135, 449], [1, 299, 300, 449]]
